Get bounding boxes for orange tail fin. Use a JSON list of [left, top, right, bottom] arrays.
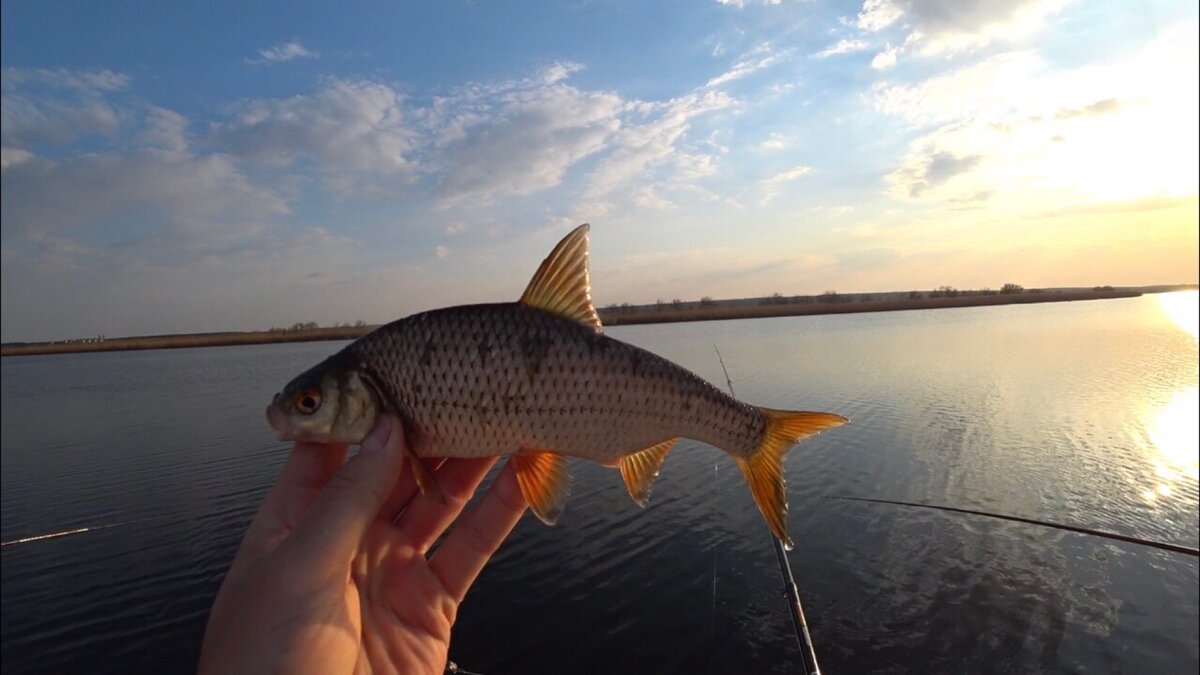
[[734, 408, 847, 549]]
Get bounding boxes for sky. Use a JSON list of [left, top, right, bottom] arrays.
[[1, 0, 1197, 342]]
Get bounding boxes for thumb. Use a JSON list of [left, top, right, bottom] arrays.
[[293, 415, 406, 560]]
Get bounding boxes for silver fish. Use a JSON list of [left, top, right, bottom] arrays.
[[267, 225, 846, 547]]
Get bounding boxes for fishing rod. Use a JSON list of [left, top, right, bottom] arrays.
[[715, 347, 822, 675], [831, 496, 1200, 557]]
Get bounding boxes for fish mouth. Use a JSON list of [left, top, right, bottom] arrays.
[[266, 395, 290, 439]]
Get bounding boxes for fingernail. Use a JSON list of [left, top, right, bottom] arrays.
[[362, 416, 393, 453]]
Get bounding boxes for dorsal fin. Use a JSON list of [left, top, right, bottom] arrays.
[[519, 223, 603, 333]]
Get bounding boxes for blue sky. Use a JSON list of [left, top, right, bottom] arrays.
[[2, 0, 1197, 341]]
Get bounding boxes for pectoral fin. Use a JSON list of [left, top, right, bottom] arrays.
[[402, 422, 444, 504], [618, 438, 677, 507], [406, 452, 443, 504], [360, 367, 445, 504], [510, 450, 572, 525]]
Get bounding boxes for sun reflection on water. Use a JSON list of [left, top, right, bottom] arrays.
[[1146, 387, 1200, 483], [1140, 291, 1199, 502], [1159, 290, 1199, 340]]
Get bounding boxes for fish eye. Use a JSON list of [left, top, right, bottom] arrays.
[[295, 390, 322, 415]]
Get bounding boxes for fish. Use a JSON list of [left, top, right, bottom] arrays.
[[266, 224, 846, 547]]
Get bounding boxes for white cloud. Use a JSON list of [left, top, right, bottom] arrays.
[[756, 132, 791, 151], [855, 0, 1068, 64], [888, 151, 981, 197], [425, 62, 734, 207], [435, 245, 450, 259], [707, 42, 789, 88], [857, 0, 903, 32], [2, 68, 286, 255], [248, 41, 320, 65], [872, 51, 1044, 126], [202, 62, 733, 208], [760, 164, 812, 204], [878, 21, 1200, 205], [2, 67, 130, 92], [1, 148, 287, 241], [1, 68, 129, 148], [715, 0, 784, 7], [139, 107, 188, 152], [1, 147, 34, 171], [433, 75, 623, 204], [632, 186, 677, 211], [211, 79, 415, 184], [814, 39, 871, 58], [871, 44, 900, 69], [583, 90, 734, 199]]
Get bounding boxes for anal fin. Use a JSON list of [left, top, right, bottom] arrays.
[[619, 438, 677, 507], [510, 450, 572, 525]]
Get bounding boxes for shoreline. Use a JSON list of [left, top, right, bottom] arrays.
[[0, 288, 1163, 357], [601, 289, 1143, 326]]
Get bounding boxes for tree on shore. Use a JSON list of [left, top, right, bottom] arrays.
[[1000, 283, 1024, 294]]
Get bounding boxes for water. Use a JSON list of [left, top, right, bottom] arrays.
[[2, 293, 1197, 674]]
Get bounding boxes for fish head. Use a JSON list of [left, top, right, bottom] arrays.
[[266, 358, 378, 444]]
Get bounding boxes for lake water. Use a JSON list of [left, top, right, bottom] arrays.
[[2, 293, 1197, 674]]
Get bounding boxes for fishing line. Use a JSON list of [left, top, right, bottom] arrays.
[[830, 496, 1199, 557], [715, 346, 822, 675], [710, 461, 719, 649], [0, 517, 171, 548]]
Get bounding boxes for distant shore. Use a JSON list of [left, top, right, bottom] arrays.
[[0, 286, 1178, 357], [600, 288, 1144, 326]]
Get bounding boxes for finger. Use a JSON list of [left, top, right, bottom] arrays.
[[264, 441, 350, 520], [291, 416, 406, 562], [242, 441, 349, 556], [428, 460, 527, 603], [393, 456, 499, 551], [379, 456, 446, 525]]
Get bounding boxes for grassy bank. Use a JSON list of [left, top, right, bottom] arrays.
[[0, 288, 1149, 357], [599, 289, 1143, 326], [0, 326, 375, 357]]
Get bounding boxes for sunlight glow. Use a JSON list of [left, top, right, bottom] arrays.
[[1148, 387, 1200, 485], [1159, 291, 1200, 340]]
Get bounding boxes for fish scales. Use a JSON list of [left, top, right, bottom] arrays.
[[346, 303, 766, 464], [267, 223, 846, 546]]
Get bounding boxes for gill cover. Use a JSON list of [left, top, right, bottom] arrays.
[[269, 359, 378, 443]]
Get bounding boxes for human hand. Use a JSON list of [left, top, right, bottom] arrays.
[[200, 415, 528, 675]]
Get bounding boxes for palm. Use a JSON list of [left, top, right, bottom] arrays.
[[201, 418, 527, 675], [350, 524, 460, 674]]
